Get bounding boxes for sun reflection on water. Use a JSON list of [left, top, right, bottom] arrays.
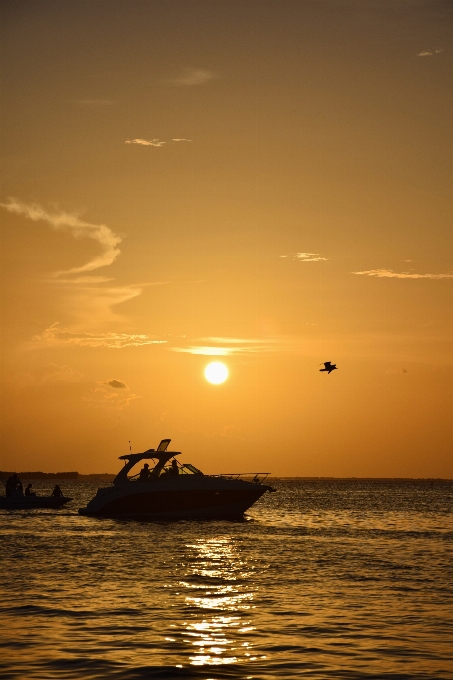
[[175, 537, 261, 668]]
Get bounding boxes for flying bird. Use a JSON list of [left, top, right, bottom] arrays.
[[320, 361, 338, 374]]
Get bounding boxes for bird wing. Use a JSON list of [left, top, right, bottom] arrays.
[[324, 362, 331, 368]]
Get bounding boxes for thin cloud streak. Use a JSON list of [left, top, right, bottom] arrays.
[[0, 198, 121, 276], [171, 332, 453, 367], [171, 346, 237, 356], [167, 68, 216, 86], [53, 276, 115, 284], [29, 323, 168, 349], [201, 337, 278, 345], [417, 49, 444, 56], [280, 252, 328, 261], [170, 336, 290, 356], [352, 269, 453, 279], [125, 138, 166, 147], [125, 138, 192, 146]]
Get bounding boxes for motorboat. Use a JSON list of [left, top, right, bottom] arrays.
[[0, 494, 72, 510], [79, 439, 275, 520]]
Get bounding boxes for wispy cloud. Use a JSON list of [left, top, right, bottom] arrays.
[[54, 275, 115, 284], [170, 336, 287, 356], [125, 138, 166, 147], [103, 379, 128, 389], [1, 198, 172, 342], [170, 332, 453, 367], [51, 280, 168, 328], [352, 269, 453, 279], [0, 198, 170, 328], [0, 198, 121, 276], [417, 49, 444, 57], [167, 68, 216, 86], [171, 346, 238, 356], [29, 323, 168, 349], [86, 382, 141, 410], [125, 138, 193, 147], [280, 252, 328, 262]]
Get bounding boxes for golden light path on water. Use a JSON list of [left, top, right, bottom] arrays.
[[1, 481, 452, 679], [177, 537, 265, 668]]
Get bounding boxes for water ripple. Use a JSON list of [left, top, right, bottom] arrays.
[[0, 479, 452, 679]]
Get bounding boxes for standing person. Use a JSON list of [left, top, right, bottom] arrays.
[[5, 475, 15, 496]]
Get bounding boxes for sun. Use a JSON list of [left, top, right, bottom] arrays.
[[204, 361, 229, 385]]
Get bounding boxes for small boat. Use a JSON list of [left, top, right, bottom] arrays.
[[0, 494, 72, 510], [79, 439, 275, 520], [0, 473, 72, 509]]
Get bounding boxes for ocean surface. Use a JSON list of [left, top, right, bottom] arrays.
[[0, 479, 452, 680]]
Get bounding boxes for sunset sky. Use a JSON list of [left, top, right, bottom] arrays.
[[1, 0, 452, 476]]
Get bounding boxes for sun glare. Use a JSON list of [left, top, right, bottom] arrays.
[[204, 362, 229, 385]]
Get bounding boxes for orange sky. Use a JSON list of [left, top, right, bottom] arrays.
[[1, 0, 452, 476]]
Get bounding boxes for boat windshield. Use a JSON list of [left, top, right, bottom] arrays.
[[179, 464, 204, 475], [154, 463, 204, 476], [128, 460, 204, 480]]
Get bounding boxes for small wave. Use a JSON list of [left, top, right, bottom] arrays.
[[0, 605, 144, 618]]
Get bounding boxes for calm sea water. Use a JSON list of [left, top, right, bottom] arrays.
[[0, 479, 452, 680]]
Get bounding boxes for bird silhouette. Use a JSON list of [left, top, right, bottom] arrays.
[[319, 361, 338, 374]]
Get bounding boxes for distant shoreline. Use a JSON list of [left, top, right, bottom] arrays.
[[0, 471, 114, 481], [1, 472, 451, 482]]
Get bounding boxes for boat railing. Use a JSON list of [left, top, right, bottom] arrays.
[[212, 472, 270, 484], [126, 469, 271, 484]]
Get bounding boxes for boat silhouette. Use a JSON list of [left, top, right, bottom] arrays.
[[79, 439, 275, 520]]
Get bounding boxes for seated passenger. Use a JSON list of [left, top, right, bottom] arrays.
[[51, 484, 64, 497], [25, 483, 36, 497], [139, 463, 151, 482]]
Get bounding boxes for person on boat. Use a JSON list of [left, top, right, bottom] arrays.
[[169, 459, 179, 476], [25, 483, 36, 497], [139, 463, 151, 482], [10, 474, 23, 496], [5, 475, 15, 496], [51, 484, 63, 497]]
